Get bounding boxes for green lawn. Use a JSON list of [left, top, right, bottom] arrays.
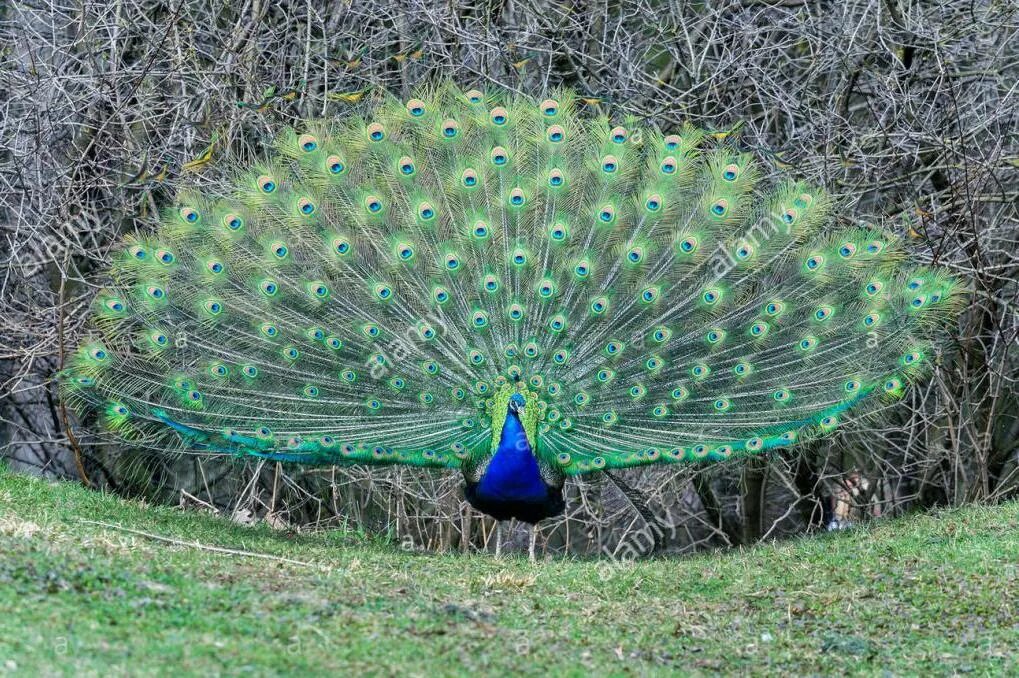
[[0, 468, 1016, 676]]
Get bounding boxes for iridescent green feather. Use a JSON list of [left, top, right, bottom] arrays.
[[61, 82, 963, 477]]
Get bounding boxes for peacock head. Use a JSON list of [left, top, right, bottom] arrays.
[[508, 392, 526, 413]]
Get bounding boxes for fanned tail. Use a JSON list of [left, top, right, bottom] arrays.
[[61, 82, 964, 479]]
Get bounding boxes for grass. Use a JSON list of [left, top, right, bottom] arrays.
[[0, 468, 1016, 676]]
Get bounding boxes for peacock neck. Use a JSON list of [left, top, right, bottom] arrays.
[[478, 410, 548, 503], [462, 408, 566, 523]]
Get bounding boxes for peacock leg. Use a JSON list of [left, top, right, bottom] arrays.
[[528, 524, 537, 563], [494, 522, 502, 558]]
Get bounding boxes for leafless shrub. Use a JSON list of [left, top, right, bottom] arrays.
[[2, 0, 1017, 556]]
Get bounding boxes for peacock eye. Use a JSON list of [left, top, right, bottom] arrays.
[[490, 107, 508, 126], [806, 256, 821, 269], [298, 134, 318, 152], [325, 155, 345, 174], [257, 175, 277, 193], [441, 119, 460, 138]]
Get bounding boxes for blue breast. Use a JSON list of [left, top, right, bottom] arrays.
[[474, 411, 548, 503]]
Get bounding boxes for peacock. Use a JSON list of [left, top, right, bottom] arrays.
[[61, 82, 963, 539]]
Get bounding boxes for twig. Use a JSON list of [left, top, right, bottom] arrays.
[[76, 519, 319, 568], [56, 250, 90, 487]]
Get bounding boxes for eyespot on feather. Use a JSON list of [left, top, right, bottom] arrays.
[[405, 99, 426, 117], [366, 122, 386, 141], [325, 155, 345, 175], [257, 174, 277, 193], [490, 106, 509, 126], [441, 119, 460, 138]]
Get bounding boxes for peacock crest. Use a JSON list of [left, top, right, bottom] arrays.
[[61, 82, 963, 521]]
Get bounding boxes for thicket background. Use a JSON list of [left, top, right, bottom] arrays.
[[3, 0, 1017, 557]]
